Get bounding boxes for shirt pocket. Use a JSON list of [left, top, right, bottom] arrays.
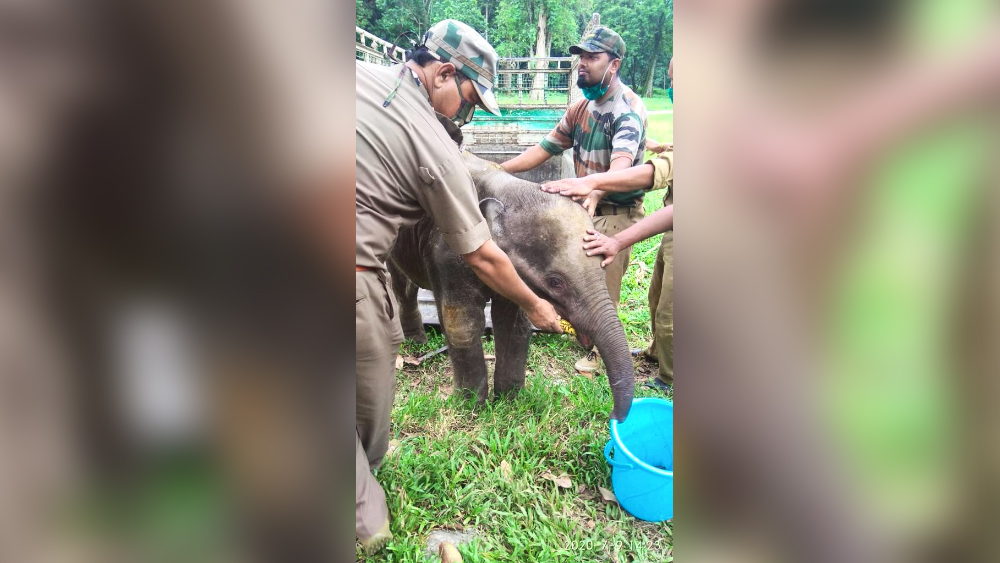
[[418, 166, 436, 184]]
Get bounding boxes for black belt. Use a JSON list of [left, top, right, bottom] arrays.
[[595, 204, 634, 216]]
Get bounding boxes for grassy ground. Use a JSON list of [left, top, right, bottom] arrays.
[[643, 96, 673, 113], [361, 101, 673, 562]]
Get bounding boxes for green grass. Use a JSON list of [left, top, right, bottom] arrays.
[[643, 96, 673, 113], [363, 108, 673, 562], [364, 331, 671, 562], [644, 97, 673, 145]]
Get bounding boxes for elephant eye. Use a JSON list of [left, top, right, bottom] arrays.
[[546, 275, 565, 290]]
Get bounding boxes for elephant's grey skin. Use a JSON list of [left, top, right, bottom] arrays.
[[388, 152, 635, 422]]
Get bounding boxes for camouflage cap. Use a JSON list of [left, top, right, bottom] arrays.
[[423, 20, 502, 116], [569, 26, 626, 59]]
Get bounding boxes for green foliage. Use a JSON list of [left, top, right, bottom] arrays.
[[594, 0, 672, 95], [431, 0, 488, 32], [493, 0, 586, 57], [356, 0, 375, 31], [364, 0, 491, 43], [357, 0, 672, 96], [372, 0, 433, 40]]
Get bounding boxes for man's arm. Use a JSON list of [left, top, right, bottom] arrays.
[[645, 138, 672, 154], [579, 157, 634, 216], [461, 240, 562, 332], [501, 144, 553, 174], [542, 149, 675, 202], [583, 205, 674, 267], [541, 162, 656, 198]]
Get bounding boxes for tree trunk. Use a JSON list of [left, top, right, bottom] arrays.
[[642, 10, 667, 97], [530, 9, 548, 103]]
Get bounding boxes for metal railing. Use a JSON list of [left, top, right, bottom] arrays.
[[494, 57, 578, 109], [356, 26, 405, 66]]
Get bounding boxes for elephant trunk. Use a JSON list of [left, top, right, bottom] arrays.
[[576, 295, 635, 422]]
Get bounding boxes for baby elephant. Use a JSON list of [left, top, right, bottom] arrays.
[[388, 152, 634, 421]]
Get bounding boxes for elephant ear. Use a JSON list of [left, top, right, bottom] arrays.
[[479, 197, 506, 234]]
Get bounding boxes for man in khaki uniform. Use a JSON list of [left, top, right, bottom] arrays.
[[501, 26, 648, 373], [642, 154, 673, 389], [542, 149, 673, 388], [356, 20, 562, 553]]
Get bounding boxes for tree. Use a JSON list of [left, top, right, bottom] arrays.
[[431, 0, 488, 32], [593, 0, 672, 97], [366, 0, 492, 46], [373, 0, 436, 42], [640, 0, 672, 97], [494, 0, 585, 101], [355, 0, 673, 100]]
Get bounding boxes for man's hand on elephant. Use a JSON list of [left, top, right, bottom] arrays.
[[526, 298, 563, 333], [581, 190, 605, 217], [583, 229, 622, 268], [539, 176, 598, 200]]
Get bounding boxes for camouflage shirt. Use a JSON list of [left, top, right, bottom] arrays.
[[539, 80, 648, 206]]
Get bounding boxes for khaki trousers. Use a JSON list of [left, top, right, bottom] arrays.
[[645, 233, 673, 383], [592, 204, 645, 306], [355, 269, 402, 539]]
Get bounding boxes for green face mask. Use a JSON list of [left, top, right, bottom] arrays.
[[581, 65, 612, 101], [451, 73, 477, 127]]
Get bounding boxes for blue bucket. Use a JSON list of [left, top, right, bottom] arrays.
[[603, 397, 673, 521]]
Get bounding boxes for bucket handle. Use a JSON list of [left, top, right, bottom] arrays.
[[604, 440, 633, 470]]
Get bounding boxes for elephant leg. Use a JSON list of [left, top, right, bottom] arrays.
[[490, 296, 532, 398], [437, 300, 488, 403], [388, 261, 426, 343]]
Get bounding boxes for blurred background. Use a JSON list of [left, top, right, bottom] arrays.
[[678, 0, 999, 561], [0, 0, 356, 561]]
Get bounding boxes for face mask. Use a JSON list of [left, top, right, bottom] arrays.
[[581, 64, 613, 101], [451, 73, 477, 127]]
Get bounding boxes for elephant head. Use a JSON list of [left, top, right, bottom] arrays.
[[463, 152, 635, 422]]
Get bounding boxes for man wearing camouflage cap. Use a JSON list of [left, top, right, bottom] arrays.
[[502, 25, 648, 374], [356, 19, 562, 552]]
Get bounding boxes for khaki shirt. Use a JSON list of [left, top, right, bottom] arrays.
[[647, 150, 673, 205], [356, 61, 491, 269]]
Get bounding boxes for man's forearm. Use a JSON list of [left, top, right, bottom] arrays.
[[592, 162, 656, 192], [501, 144, 553, 174], [463, 240, 541, 311], [614, 205, 673, 248]]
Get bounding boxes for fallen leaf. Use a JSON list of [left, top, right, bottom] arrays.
[[585, 519, 596, 530], [395, 355, 404, 370], [541, 471, 572, 489], [499, 460, 513, 481], [404, 356, 421, 366], [577, 485, 598, 501], [439, 541, 463, 563], [437, 385, 453, 400], [385, 439, 401, 458], [598, 486, 618, 504]]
